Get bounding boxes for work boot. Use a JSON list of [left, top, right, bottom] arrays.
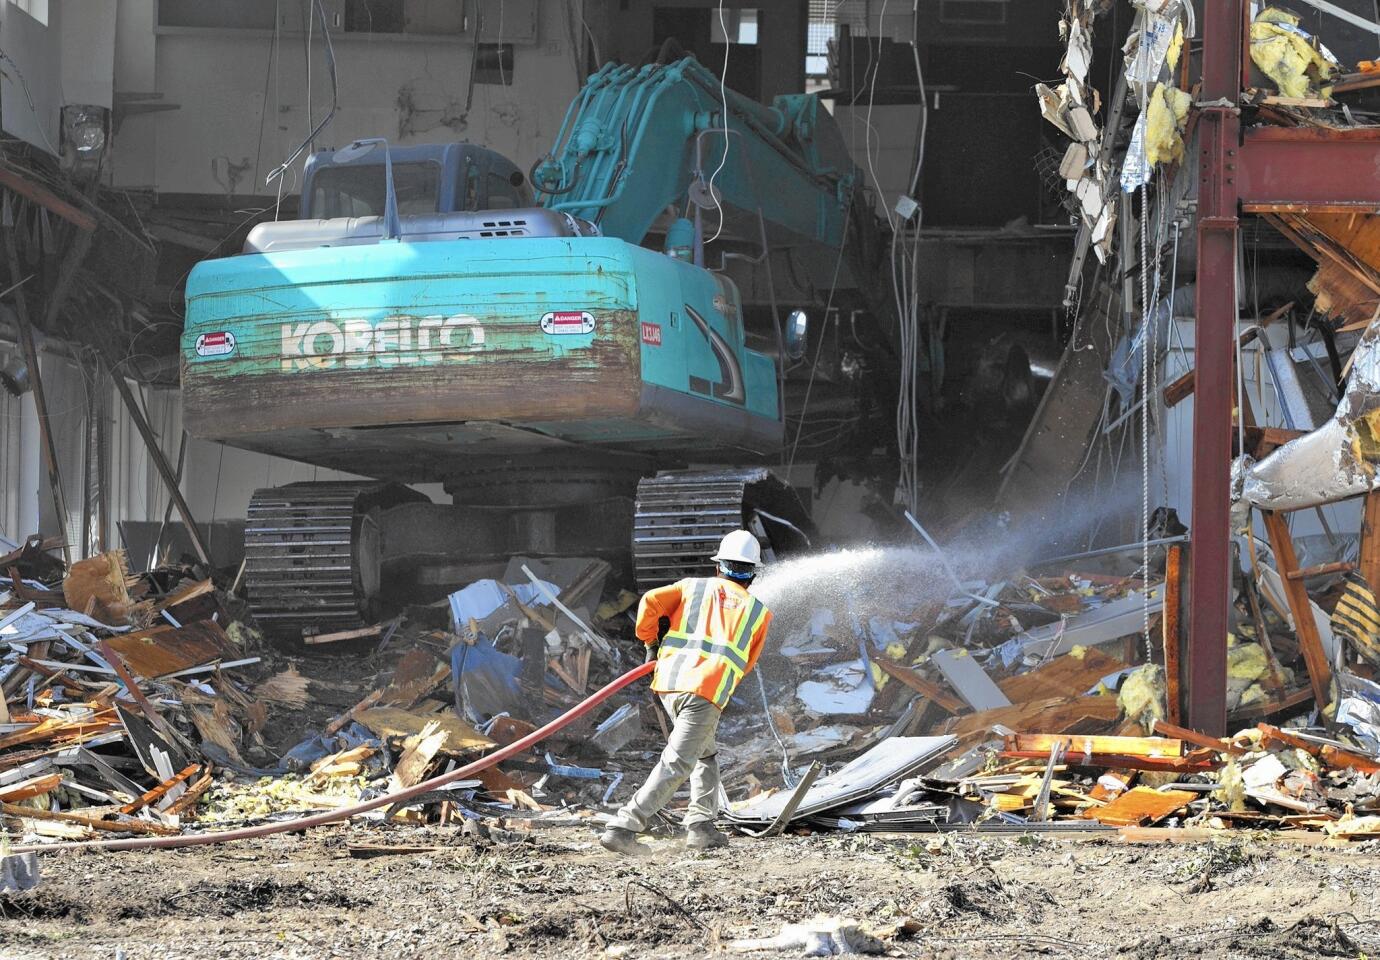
[[599, 826, 651, 857], [685, 823, 730, 850]]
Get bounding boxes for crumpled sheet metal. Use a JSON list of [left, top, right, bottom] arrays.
[[1239, 333, 1380, 512]]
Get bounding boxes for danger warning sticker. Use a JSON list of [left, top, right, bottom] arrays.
[[195, 331, 236, 357], [640, 322, 662, 346], [540, 311, 595, 335]]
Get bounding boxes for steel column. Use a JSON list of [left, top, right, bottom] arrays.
[[1185, 0, 1244, 735]]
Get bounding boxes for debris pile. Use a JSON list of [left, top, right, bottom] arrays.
[[1, 545, 666, 847], [2, 542, 262, 841]]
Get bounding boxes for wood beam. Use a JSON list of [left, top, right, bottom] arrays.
[[0, 165, 97, 231], [1261, 511, 1332, 706]]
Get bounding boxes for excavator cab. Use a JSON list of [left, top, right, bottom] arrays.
[[300, 142, 531, 219]]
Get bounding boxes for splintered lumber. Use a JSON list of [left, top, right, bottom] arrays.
[[355, 707, 494, 757], [62, 551, 136, 624], [0, 773, 63, 803], [157, 578, 215, 611], [389, 722, 447, 790], [871, 655, 967, 714], [1258, 723, 1380, 774], [0, 709, 120, 751], [996, 649, 1125, 704], [118, 763, 201, 814], [1088, 787, 1198, 826], [253, 665, 311, 709], [379, 649, 450, 709], [164, 769, 215, 817], [1228, 686, 1315, 722], [1362, 490, 1380, 592], [0, 801, 178, 835], [1000, 733, 1218, 773]]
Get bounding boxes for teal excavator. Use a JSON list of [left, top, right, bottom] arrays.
[[180, 55, 897, 639]]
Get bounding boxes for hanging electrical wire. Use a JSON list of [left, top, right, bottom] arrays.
[[706, 0, 733, 245], [889, 0, 928, 516], [265, 0, 339, 189]]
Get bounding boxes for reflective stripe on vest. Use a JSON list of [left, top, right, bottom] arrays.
[[657, 579, 768, 707]]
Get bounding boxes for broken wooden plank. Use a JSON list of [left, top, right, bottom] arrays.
[[997, 649, 1125, 704], [163, 770, 215, 817], [1088, 786, 1197, 826], [303, 624, 381, 645], [118, 763, 201, 815], [1258, 723, 1380, 774], [389, 721, 447, 790], [871, 655, 966, 714], [1163, 544, 1183, 724], [946, 695, 1119, 738], [1261, 511, 1332, 706], [0, 163, 98, 231], [1285, 560, 1354, 581], [104, 620, 238, 677], [347, 843, 453, 858], [1004, 734, 1185, 758], [0, 801, 178, 835], [0, 773, 63, 803]]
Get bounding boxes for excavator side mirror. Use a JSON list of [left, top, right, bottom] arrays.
[[785, 310, 809, 361]]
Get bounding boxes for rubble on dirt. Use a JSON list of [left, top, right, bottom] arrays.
[[6, 498, 1380, 852]]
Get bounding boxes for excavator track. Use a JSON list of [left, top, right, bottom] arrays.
[[243, 481, 424, 641], [632, 469, 816, 590]]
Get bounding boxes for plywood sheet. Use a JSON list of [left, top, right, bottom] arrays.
[[998, 649, 1126, 703], [1089, 786, 1197, 826], [104, 621, 238, 678]]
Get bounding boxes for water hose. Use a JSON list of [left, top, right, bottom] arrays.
[[11, 661, 656, 855]]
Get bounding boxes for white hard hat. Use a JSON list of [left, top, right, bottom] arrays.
[[711, 529, 762, 566]]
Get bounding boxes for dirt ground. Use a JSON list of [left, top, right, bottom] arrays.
[[5, 825, 1380, 960]]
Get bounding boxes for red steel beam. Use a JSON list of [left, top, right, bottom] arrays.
[[1238, 127, 1380, 210], [1186, 0, 1244, 736]]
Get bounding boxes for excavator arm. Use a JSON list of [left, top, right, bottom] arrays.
[[532, 57, 861, 258]]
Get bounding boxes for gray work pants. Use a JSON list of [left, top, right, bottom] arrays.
[[607, 691, 722, 832]]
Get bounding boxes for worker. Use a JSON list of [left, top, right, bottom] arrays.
[[599, 529, 772, 855]]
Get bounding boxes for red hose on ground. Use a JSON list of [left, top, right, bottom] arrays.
[[12, 661, 656, 854]]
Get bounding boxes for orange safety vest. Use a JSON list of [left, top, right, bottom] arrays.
[[637, 577, 772, 709]]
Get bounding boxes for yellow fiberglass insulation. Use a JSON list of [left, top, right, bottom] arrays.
[[1117, 663, 1165, 725], [1250, 8, 1336, 99], [1144, 83, 1192, 167]]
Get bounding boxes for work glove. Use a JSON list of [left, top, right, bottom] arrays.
[[644, 642, 659, 664]]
